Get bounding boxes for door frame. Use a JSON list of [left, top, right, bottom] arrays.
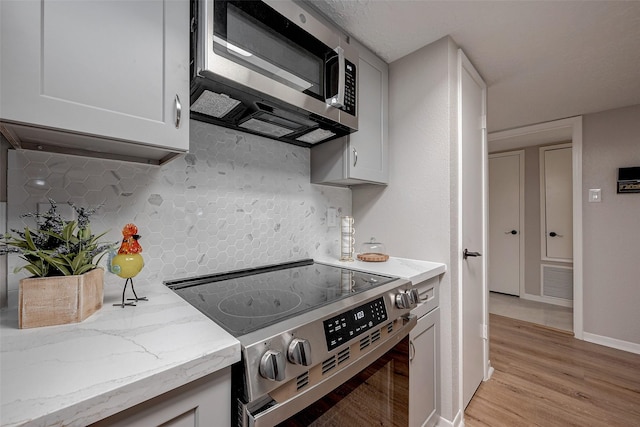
[[488, 116, 583, 339], [488, 150, 525, 296]]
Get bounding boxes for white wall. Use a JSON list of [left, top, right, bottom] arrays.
[[582, 104, 640, 346], [352, 36, 461, 424]]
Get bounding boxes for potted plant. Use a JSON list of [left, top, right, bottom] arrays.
[[0, 200, 115, 328]]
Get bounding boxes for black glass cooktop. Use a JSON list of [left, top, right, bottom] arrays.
[[165, 259, 396, 336]]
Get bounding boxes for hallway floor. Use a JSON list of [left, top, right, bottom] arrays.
[[465, 314, 640, 426], [489, 292, 573, 332]]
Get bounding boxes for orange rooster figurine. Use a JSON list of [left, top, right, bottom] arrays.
[[110, 223, 147, 307]]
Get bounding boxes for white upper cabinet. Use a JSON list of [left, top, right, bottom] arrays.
[[311, 40, 389, 185], [0, 0, 189, 164]]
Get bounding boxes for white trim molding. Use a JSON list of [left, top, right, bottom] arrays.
[[439, 409, 465, 427], [583, 332, 640, 356], [522, 292, 573, 308]]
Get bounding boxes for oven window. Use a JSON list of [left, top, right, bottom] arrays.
[[277, 337, 409, 427], [213, 1, 332, 100]]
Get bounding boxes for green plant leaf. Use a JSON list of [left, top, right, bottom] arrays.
[[4, 202, 111, 278], [24, 228, 37, 251], [16, 264, 43, 277], [41, 254, 72, 276], [62, 221, 76, 242], [70, 252, 87, 274], [75, 264, 96, 275]]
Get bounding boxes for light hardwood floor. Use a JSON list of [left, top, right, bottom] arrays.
[[489, 292, 573, 332], [464, 314, 640, 427]]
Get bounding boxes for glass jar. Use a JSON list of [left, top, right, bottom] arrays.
[[357, 237, 389, 262]]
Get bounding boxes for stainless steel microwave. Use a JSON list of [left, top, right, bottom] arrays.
[[190, 0, 358, 146]]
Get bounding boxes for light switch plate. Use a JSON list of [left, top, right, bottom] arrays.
[[588, 189, 602, 203]]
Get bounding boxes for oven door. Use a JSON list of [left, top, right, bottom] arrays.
[[200, 0, 358, 129], [278, 336, 410, 426], [239, 314, 415, 427]]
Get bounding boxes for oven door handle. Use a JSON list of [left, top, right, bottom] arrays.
[[242, 313, 417, 427]]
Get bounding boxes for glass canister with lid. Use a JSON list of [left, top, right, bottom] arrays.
[[357, 237, 389, 262]]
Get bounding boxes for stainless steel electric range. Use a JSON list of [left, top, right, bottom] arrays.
[[165, 259, 418, 427]]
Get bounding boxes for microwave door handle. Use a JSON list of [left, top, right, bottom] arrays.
[[327, 46, 345, 109]]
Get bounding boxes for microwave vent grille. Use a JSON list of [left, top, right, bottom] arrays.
[[190, 90, 241, 118]]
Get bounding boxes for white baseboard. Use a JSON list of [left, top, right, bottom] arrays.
[[522, 292, 573, 308], [583, 332, 640, 355], [484, 362, 494, 381], [436, 409, 464, 427]]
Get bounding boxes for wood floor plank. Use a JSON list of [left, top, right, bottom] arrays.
[[464, 314, 640, 427]]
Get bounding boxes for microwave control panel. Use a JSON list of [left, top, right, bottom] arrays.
[[343, 60, 357, 116]]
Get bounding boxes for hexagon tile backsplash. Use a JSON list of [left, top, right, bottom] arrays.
[[4, 121, 351, 306]]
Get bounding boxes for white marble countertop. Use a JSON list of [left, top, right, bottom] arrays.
[[0, 280, 241, 427], [316, 256, 447, 284], [0, 256, 444, 427]]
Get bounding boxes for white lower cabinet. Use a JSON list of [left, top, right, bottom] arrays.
[[90, 367, 231, 427], [409, 307, 439, 427]]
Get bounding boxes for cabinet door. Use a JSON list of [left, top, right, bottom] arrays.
[[345, 46, 389, 183], [0, 0, 189, 152], [90, 368, 231, 427], [409, 308, 439, 427]]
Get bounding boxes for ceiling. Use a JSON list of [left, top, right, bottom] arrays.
[[308, 0, 640, 133]]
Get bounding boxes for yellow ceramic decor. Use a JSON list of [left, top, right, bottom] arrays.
[[111, 254, 144, 279], [110, 223, 147, 307]]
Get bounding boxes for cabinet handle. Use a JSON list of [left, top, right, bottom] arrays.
[[353, 148, 358, 167], [409, 340, 416, 362], [174, 94, 182, 129], [549, 232, 562, 237]]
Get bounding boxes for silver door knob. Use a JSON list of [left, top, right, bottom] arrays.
[[288, 338, 312, 366], [259, 350, 286, 381]]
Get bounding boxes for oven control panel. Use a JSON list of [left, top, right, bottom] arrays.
[[323, 297, 388, 351]]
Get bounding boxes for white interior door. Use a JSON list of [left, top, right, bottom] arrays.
[[459, 50, 487, 409], [541, 145, 573, 261], [488, 152, 524, 296]]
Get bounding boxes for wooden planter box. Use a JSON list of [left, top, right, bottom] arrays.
[[19, 268, 104, 329]]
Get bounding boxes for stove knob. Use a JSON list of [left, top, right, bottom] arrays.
[[409, 288, 420, 305], [288, 338, 312, 366], [259, 349, 286, 381], [395, 292, 412, 309]]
